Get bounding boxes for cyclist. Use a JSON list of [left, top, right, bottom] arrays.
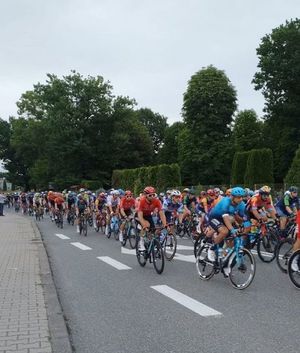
[[105, 190, 120, 236], [119, 190, 136, 242], [76, 195, 88, 233], [183, 189, 197, 218], [163, 190, 184, 229], [246, 185, 276, 222], [20, 192, 27, 213], [137, 186, 167, 251], [207, 187, 246, 262], [48, 191, 56, 220], [54, 193, 65, 219], [275, 186, 299, 238], [33, 192, 42, 215]]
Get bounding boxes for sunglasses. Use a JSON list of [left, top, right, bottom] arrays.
[[146, 193, 156, 198], [126, 195, 132, 198]]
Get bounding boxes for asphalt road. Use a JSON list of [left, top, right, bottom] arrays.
[[34, 213, 299, 353]]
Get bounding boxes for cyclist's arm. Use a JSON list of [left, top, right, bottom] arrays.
[[158, 210, 167, 227]]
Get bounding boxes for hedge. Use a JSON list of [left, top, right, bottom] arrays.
[[231, 151, 251, 185], [112, 164, 181, 193], [244, 148, 274, 187]]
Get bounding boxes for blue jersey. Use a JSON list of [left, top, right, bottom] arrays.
[[209, 197, 245, 220], [163, 199, 184, 213]]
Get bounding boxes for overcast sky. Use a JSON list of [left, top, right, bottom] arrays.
[[0, 0, 299, 124]]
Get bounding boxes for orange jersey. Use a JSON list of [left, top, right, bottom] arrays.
[[54, 196, 65, 206]]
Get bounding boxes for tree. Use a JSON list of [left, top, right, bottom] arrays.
[[181, 65, 237, 184], [135, 108, 168, 156], [253, 18, 300, 181], [285, 145, 300, 186], [158, 121, 184, 164], [232, 110, 264, 152], [231, 151, 251, 185]]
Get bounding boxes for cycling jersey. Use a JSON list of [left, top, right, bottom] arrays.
[[276, 192, 299, 216], [138, 196, 162, 217], [183, 196, 197, 209], [95, 198, 106, 211], [54, 197, 64, 206], [246, 194, 274, 214], [120, 198, 136, 211], [106, 195, 120, 208], [209, 197, 245, 220], [162, 198, 184, 213], [77, 199, 87, 213]]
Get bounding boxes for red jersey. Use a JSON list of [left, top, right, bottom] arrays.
[[120, 197, 136, 211], [138, 196, 162, 217], [54, 196, 65, 206]]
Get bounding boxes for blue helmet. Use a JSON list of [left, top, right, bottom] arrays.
[[231, 187, 245, 197], [118, 189, 125, 196]]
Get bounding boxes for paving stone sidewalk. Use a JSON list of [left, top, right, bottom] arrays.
[[0, 212, 53, 353]]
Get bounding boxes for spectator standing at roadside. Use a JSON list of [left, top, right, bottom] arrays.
[[0, 192, 5, 216]]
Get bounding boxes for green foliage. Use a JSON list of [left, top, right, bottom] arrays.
[[285, 145, 300, 185], [3, 72, 156, 190], [253, 18, 300, 181], [231, 151, 251, 185], [181, 65, 237, 184], [112, 164, 181, 194], [135, 108, 167, 155], [158, 121, 184, 164], [232, 110, 264, 151], [244, 149, 274, 187]]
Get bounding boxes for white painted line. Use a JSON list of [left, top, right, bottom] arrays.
[[176, 245, 194, 251], [70, 242, 92, 250], [121, 247, 136, 255], [151, 285, 222, 317], [251, 249, 273, 258], [55, 233, 70, 240], [97, 256, 132, 270], [174, 253, 195, 263]]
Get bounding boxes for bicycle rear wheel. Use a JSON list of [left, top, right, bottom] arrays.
[[163, 233, 177, 260], [228, 249, 256, 290], [196, 244, 215, 280], [152, 239, 164, 274], [257, 232, 277, 263], [276, 238, 294, 273], [83, 221, 87, 236], [288, 250, 300, 289]]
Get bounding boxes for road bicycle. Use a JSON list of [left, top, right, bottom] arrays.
[[108, 214, 120, 240], [95, 211, 106, 233], [55, 209, 64, 229], [67, 207, 76, 226], [121, 216, 137, 248], [196, 232, 256, 290], [136, 230, 165, 274], [159, 227, 177, 261], [78, 212, 88, 236]]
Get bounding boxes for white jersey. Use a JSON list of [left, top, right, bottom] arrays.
[[106, 195, 120, 208]]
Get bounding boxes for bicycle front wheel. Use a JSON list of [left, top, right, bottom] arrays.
[[229, 249, 256, 290], [152, 239, 164, 274], [276, 238, 294, 273], [288, 250, 300, 289], [136, 236, 146, 267], [128, 228, 137, 249], [163, 233, 177, 261]]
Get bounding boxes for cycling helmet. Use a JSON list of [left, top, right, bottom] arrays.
[[125, 190, 132, 196], [79, 188, 85, 193], [259, 185, 271, 195], [111, 190, 120, 196], [231, 187, 245, 197], [166, 189, 172, 195], [289, 186, 298, 193], [214, 187, 221, 194], [171, 190, 181, 197], [200, 191, 207, 197], [118, 189, 125, 196], [183, 188, 190, 193], [207, 189, 215, 197], [144, 186, 156, 194], [159, 192, 165, 197]]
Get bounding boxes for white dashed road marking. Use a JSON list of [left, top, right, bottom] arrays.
[[151, 285, 222, 317], [70, 242, 92, 250], [55, 233, 70, 240], [97, 256, 132, 270]]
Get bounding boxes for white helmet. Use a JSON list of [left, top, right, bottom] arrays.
[[171, 190, 181, 197], [111, 190, 120, 196]]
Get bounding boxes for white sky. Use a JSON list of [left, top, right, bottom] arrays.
[[0, 0, 299, 124]]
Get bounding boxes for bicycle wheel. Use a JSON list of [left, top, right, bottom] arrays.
[[100, 218, 106, 233], [196, 244, 215, 280], [136, 236, 146, 267], [288, 250, 300, 289], [152, 239, 164, 274], [83, 221, 88, 236], [257, 232, 277, 263], [194, 234, 205, 257], [113, 225, 119, 241], [276, 238, 294, 273], [79, 222, 83, 235], [228, 249, 256, 290], [163, 233, 177, 261], [60, 214, 63, 229], [128, 227, 137, 249]]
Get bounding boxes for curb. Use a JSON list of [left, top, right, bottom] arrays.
[[31, 220, 73, 353]]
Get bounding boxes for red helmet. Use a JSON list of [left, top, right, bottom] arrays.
[[144, 186, 156, 194], [125, 190, 132, 196], [207, 189, 215, 197]]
